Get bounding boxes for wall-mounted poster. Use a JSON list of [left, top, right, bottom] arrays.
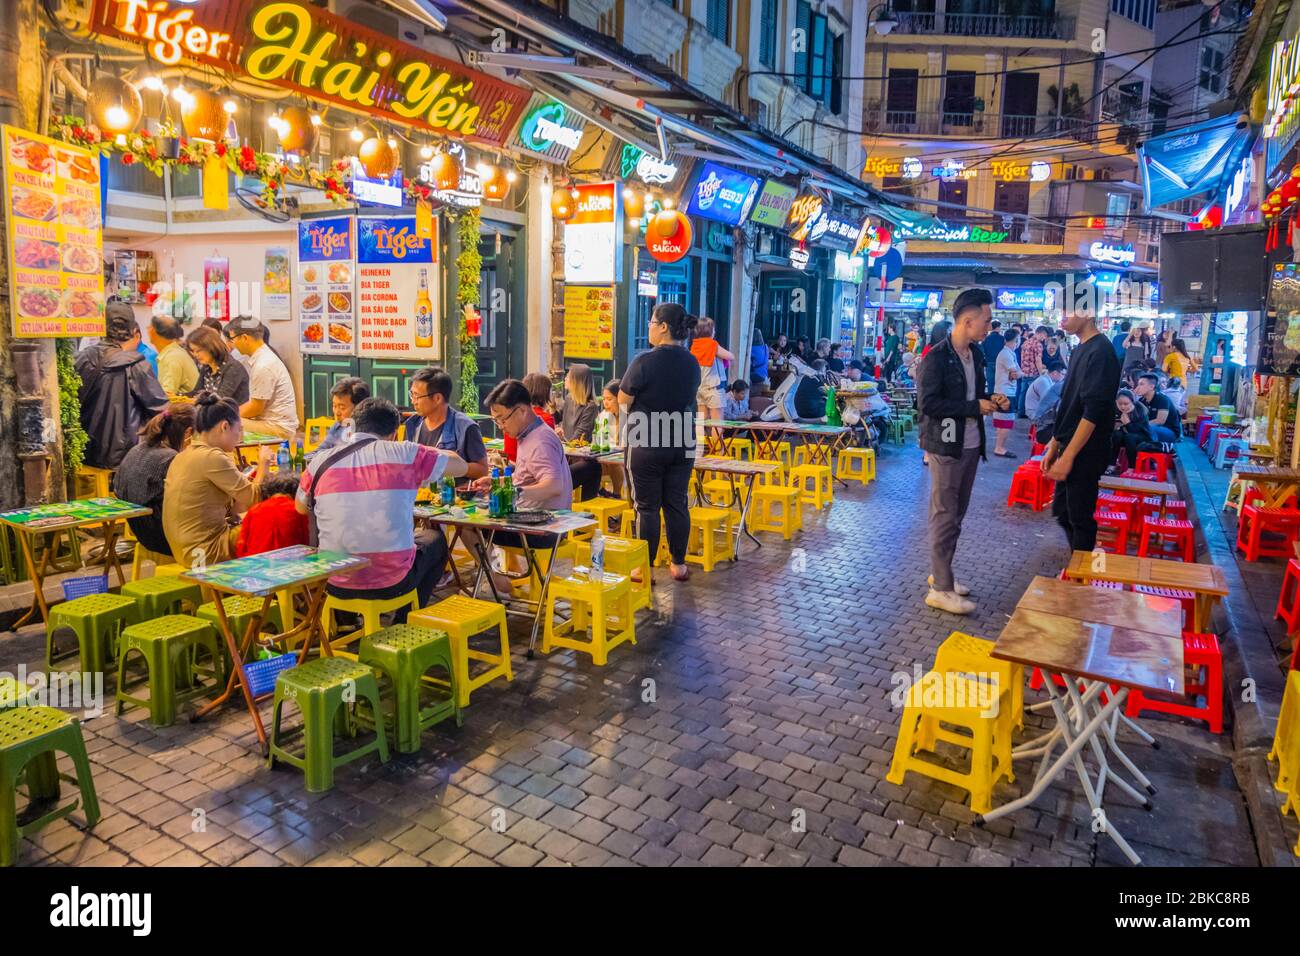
[[1178, 314, 1205, 340], [3, 124, 105, 337], [297, 216, 355, 355], [262, 247, 291, 322], [563, 285, 615, 360], [204, 257, 230, 322], [564, 182, 620, 285], [356, 216, 439, 360]]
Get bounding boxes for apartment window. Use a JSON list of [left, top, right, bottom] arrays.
[[886, 69, 919, 119], [938, 179, 968, 221], [1109, 0, 1154, 30], [1199, 47, 1224, 94], [1105, 192, 1129, 233], [994, 181, 1030, 217], [758, 0, 778, 68], [943, 71, 976, 124], [706, 0, 730, 43], [793, 1, 842, 112]]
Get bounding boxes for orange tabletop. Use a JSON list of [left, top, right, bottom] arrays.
[[1017, 574, 1183, 638], [1098, 475, 1178, 498]]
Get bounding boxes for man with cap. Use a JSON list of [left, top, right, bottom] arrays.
[[227, 314, 299, 440], [75, 301, 169, 469]]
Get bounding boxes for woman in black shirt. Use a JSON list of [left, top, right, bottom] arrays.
[[619, 303, 701, 581], [111, 402, 195, 556], [186, 326, 250, 405]]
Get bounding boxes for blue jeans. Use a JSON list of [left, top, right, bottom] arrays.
[[1149, 424, 1178, 445]]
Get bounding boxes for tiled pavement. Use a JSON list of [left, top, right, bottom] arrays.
[[0, 426, 1268, 867]]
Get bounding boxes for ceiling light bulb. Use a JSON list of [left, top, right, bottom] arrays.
[[104, 105, 130, 130], [477, 163, 491, 176], [222, 98, 237, 114], [309, 112, 322, 126], [419, 144, 434, 159], [506, 170, 517, 183], [140, 75, 162, 92], [171, 84, 187, 103], [387, 136, 397, 149], [350, 125, 364, 143]]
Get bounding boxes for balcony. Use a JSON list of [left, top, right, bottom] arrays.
[[892, 11, 1075, 41], [867, 110, 1094, 142]]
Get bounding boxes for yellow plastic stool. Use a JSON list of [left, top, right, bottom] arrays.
[[1268, 669, 1300, 800], [575, 537, 651, 615], [542, 572, 636, 666], [614, 510, 637, 539], [130, 541, 173, 581], [152, 564, 185, 577], [757, 443, 793, 474], [727, 438, 753, 461], [934, 631, 1024, 730], [409, 595, 511, 708], [748, 485, 802, 540], [685, 506, 734, 572], [790, 463, 833, 510], [576, 497, 634, 535], [74, 466, 114, 500], [323, 590, 419, 650], [886, 670, 1012, 814], [701, 478, 748, 511], [836, 447, 876, 486], [304, 417, 334, 452]]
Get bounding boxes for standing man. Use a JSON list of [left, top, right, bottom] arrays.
[[228, 314, 299, 440], [982, 318, 1004, 394], [402, 366, 490, 482], [149, 314, 199, 397], [1017, 325, 1047, 418], [1042, 307, 1121, 551], [1111, 320, 1131, 362], [992, 326, 1023, 458], [918, 288, 1005, 615]]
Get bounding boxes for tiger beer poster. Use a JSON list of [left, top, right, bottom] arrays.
[[356, 216, 439, 361], [296, 216, 355, 355], [3, 125, 105, 337]]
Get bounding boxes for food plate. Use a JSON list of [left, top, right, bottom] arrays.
[[17, 286, 61, 317], [327, 263, 351, 284], [63, 289, 102, 319], [14, 237, 60, 270], [303, 322, 324, 343], [328, 292, 351, 313], [9, 137, 53, 174], [59, 153, 99, 184], [301, 265, 318, 283], [328, 322, 352, 344], [506, 510, 553, 525], [300, 292, 322, 312], [60, 198, 99, 229], [11, 186, 57, 221], [61, 244, 100, 274]]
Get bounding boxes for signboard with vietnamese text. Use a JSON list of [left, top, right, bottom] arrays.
[[356, 216, 439, 360], [563, 285, 615, 360], [995, 288, 1056, 311], [297, 216, 355, 355], [89, 0, 531, 147], [4, 125, 105, 338], [749, 180, 796, 228], [564, 182, 620, 285]]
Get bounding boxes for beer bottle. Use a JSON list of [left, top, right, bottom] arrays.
[[415, 268, 433, 349]]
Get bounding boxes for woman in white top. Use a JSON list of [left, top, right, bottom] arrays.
[[992, 327, 1023, 458]]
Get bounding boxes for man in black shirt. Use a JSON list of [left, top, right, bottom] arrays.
[[1134, 373, 1180, 443], [982, 318, 1004, 388], [1042, 309, 1121, 551]]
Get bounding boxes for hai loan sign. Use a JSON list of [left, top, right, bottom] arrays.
[[90, 0, 531, 146]]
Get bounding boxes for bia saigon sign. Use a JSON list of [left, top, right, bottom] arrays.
[[90, 0, 531, 146]]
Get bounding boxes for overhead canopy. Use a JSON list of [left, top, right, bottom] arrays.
[[1138, 116, 1258, 210]]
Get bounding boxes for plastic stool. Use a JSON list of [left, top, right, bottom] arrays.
[[542, 572, 636, 666], [835, 447, 876, 485], [46, 593, 140, 675], [1124, 631, 1223, 733], [0, 707, 99, 867], [1137, 516, 1195, 562], [576, 497, 634, 535], [1135, 451, 1171, 481], [756, 443, 793, 474], [268, 658, 389, 792], [409, 596, 511, 708], [789, 463, 833, 511], [323, 590, 419, 650], [1097, 492, 1140, 523], [120, 575, 203, 619], [727, 438, 753, 461], [1007, 465, 1050, 511], [1094, 510, 1131, 556], [1276, 559, 1300, 635], [114, 615, 223, 726], [1134, 585, 1196, 631], [685, 507, 735, 571], [1268, 670, 1300, 801], [748, 485, 802, 541], [1236, 506, 1300, 561], [357, 625, 460, 754], [934, 631, 1024, 730], [73, 466, 114, 500], [575, 537, 651, 616]]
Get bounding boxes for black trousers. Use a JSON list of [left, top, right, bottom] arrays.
[[627, 445, 693, 565], [569, 459, 602, 501], [327, 530, 447, 622], [1052, 453, 1109, 553]]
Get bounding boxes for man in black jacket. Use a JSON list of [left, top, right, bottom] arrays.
[[918, 288, 1006, 614], [75, 301, 169, 470]]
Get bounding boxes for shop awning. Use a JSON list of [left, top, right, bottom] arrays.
[[1138, 116, 1258, 210]]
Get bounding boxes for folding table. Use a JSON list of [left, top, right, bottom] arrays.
[[691, 456, 779, 555], [1062, 549, 1228, 631]]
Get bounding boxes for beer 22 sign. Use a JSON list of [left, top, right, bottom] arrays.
[[91, 0, 531, 147]]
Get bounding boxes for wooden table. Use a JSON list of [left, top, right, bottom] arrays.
[[1228, 463, 1300, 508], [692, 456, 779, 556], [182, 545, 370, 752], [986, 577, 1185, 865], [1098, 475, 1179, 501], [0, 498, 150, 628], [1062, 550, 1228, 631]]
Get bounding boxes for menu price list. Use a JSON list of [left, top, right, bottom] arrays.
[[298, 259, 355, 354], [4, 125, 104, 337], [357, 265, 416, 355], [563, 285, 615, 360]]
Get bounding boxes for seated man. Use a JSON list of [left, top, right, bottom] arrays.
[[228, 314, 299, 440], [402, 365, 489, 482], [722, 380, 755, 421], [1134, 372, 1181, 444], [316, 377, 369, 453], [297, 398, 468, 619]]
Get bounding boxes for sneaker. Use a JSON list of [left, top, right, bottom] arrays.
[[925, 588, 975, 615], [928, 574, 971, 596]]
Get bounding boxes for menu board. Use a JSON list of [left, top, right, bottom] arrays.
[[262, 247, 291, 322], [563, 285, 615, 360], [1261, 264, 1300, 376], [297, 216, 355, 355], [356, 216, 439, 360], [3, 125, 104, 337]]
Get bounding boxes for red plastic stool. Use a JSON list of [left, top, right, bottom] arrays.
[[1008, 465, 1050, 511], [1135, 451, 1172, 482], [1137, 516, 1195, 562], [1097, 492, 1140, 523], [1138, 495, 1164, 524], [1236, 505, 1300, 561], [1125, 631, 1223, 733], [1094, 510, 1131, 555], [1275, 558, 1300, 635], [1162, 499, 1188, 520], [1133, 585, 1196, 630]]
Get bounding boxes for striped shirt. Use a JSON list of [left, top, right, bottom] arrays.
[[296, 438, 447, 589]]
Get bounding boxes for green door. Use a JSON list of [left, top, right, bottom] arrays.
[[303, 356, 361, 420], [360, 359, 424, 413]]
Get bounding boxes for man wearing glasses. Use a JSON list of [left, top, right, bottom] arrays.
[[471, 380, 572, 509], [402, 366, 490, 482]]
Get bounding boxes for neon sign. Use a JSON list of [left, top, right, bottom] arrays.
[[896, 221, 1009, 243], [1266, 39, 1300, 140], [932, 160, 977, 181], [990, 159, 1052, 182], [1089, 241, 1136, 266], [514, 96, 586, 161], [618, 144, 679, 185], [91, 0, 530, 146]]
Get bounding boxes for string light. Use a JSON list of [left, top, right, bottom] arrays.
[[350, 124, 364, 143], [419, 143, 434, 160]]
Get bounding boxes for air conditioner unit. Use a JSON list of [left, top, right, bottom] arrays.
[[747, 99, 770, 130]]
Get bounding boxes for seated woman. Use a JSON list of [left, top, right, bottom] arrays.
[[1112, 388, 1153, 470], [557, 363, 601, 500], [235, 471, 309, 557], [185, 326, 250, 405], [595, 378, 624, 498], [163, 392, 272, 568], [112, 402, 195, 559]]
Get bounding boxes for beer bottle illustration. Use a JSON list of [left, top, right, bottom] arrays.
[[415, 268, 433, 349]]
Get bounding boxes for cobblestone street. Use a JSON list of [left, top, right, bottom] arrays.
[[1, 432, 1265, 867]]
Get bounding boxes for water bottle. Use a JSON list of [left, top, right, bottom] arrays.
[[276, 441, 290, 472], [589, 524, 605, 581], [488, 467, 502, 518], [440, 475, 455, 506], [502, 466, 515, 513]]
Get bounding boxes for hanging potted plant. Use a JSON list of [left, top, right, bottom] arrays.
[[157, 118, 181, 160]]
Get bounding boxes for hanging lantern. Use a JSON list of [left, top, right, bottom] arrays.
[[427, 149, 461, 191], [623, 188, 645, 221], [653, 207, 681, 238], [179, 88, 225, 141], [464, 304, 482, 337], [1197, 204, 1223, 230], [276, 106, 318, 154], [481, 164, 511, 201], [88, 75, 142, 135], [551, 187, 575, 221], [358, 136, 398, 178]]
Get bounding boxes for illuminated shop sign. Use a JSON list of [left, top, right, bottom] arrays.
[[350, 159, 403, 207], [1266, 39, 1300, 141], [832, 251, 864, 283], [866, 156, 923, 180], [995, 288, 1056, 310], [513, 95, 587, 163], [420, 144, 482, 208], [786, 193, 867, 251], [893, 290, 942, 310], [618, 144, 679, 186], [90, 0, 530, 146], [895, 221, 1009, 243], [932, 160, 976, 181], [1089, 241, 1136, 266], [685, 162, 761, 226], [990, 159, 1052, 182], [789, 246, 809, 270], [750, 179, 797, 228]]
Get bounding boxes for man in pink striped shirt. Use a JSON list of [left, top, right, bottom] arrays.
[[296, 397, 468, 619]]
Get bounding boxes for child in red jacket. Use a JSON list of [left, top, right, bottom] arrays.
[[235, 471, 309, 558]]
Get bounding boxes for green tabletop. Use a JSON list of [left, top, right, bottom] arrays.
[[485, 438, 505, 451], [179, 545, 369, 597], [239, 432, 285, 446], [0, 497, 150, 530], [426, 507, 595, 537]]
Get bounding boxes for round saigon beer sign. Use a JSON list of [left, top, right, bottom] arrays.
[[646, 211, 692, 263]]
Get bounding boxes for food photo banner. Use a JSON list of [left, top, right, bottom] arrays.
[[4, 125, 105, 337], [297, 216, 355, 355], [90, 0, 531, 146], [356, 216, 438, 361]]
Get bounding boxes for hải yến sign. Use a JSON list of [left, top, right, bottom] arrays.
[[90, 0, 530, 147]]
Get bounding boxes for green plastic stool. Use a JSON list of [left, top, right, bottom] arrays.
[[0, 678, 35, 709], [121, 575, 204, 619], [358, 625, 461, 754], [46, 594, 140, 675], [888, 417, 907, 445], [114, 615, 223, 726], [268, 658, 389, 792], [0, 706, 100, 867]]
